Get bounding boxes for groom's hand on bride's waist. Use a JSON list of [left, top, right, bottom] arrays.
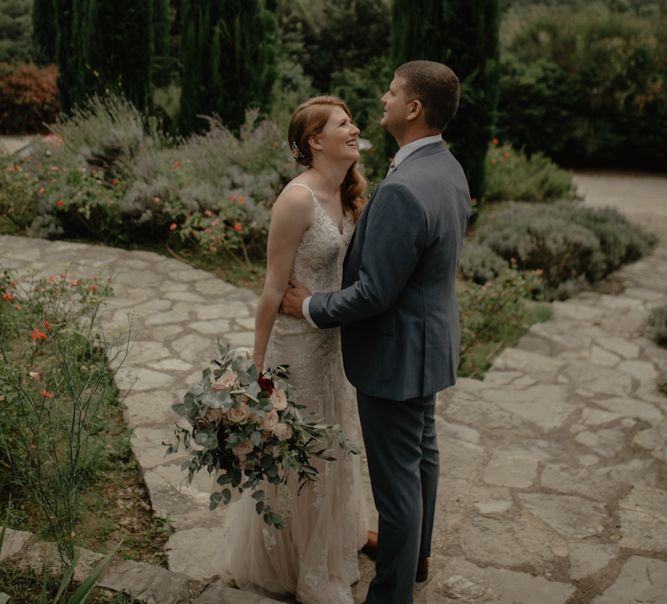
[[280, 277, 311, 318]]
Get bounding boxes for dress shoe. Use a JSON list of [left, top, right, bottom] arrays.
[[415, 557, 429, 582], [360, 530, 378, 560], [361, 531, 429, 582]]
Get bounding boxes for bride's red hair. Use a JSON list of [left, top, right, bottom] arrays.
[[288, 96, 367, 222]]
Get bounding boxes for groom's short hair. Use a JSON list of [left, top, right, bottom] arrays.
[[395, 61, 460, 132]]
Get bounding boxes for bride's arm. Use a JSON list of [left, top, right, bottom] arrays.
[[253, 187, 313, 371]]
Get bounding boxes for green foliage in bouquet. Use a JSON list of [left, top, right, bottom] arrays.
[[166, 343, 358, 529]]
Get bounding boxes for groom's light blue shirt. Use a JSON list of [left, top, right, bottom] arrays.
[[301, 134, 445, 327]]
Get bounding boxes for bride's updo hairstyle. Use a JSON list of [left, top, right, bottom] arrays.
[[288, 96, 366, 222]]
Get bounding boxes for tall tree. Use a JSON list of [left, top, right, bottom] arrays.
[[391, 0, 501, 202], [179, 0, 278, 134], [32, 0, 57, 64], [54, 0, 153, 112]]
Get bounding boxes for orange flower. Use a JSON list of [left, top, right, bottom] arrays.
[[47, 275, 57, 283], [233, 222, 243, 232], [172, 160, 182, 169], [87, 284, 98, 293], [110, 178, 120, 186], [39, 389, 54, 399], [492, 137, 499, 146], [238, 196, 246, 205], [56, 200, 65, 208], [43, 319, 52, 332], [169, 223, 178, 231], [70, 279, 80, 287], [31, 328, 48, 341], [2, 292, 14, 302]]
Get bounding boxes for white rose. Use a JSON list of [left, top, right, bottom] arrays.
[[232, 441, 253, 457], [273, 422, 293, 441], [214, 371, 238, 390], [270, 388, 288, 411], [261, 409, 279, 431], [227, 403, 250, 424]]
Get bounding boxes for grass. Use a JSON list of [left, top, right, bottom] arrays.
[[0, 563, 141, 603]]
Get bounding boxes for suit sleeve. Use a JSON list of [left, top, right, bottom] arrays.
[[309, 183, 427, 328]]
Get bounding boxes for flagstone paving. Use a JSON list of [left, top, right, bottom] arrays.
[[0, 171, 665, 603]]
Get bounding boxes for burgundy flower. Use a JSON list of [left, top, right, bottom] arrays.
[[258, 375, 274, 394]]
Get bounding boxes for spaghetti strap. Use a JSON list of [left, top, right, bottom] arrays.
[[286, 182, 319, 204]]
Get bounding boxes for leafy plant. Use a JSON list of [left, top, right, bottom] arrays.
[[0, 269, 126, 562], [484, 140, 577, 202]]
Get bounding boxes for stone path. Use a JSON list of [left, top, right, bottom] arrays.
[[0, 170, 665, 603]]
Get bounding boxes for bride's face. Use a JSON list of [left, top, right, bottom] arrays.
[[310, 106, 360, 163]]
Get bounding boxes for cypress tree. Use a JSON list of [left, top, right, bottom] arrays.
[[32, 0, 57, 65], [391, 0, 501, 203], [179, 0, 278, 134], [53, 0, 153, 112]]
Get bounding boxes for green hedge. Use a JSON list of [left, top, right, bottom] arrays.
[[497, 10, 667, 170]]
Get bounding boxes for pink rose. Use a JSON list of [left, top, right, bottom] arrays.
[[273, 422, 293, 441], [227, 403, 250, 424], [232, 441, 253, 457], [270, 388, 288, 411], [214, 371, 238, 390], [261, 409, 279, 431]]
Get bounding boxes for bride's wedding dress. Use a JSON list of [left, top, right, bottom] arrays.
[[220, 183, 369, 604]]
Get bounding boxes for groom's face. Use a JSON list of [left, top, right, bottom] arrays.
[[380, 75, 412, 134]]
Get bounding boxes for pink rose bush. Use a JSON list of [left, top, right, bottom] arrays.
[[166, 342, 358, 528]]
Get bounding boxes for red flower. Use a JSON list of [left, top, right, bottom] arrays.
[[2, 292, 14, 302], [56, 200, 65, 208], [39, 389, 53, 399], [258, 376, 274, 394], [233, 222, 243, 232], [31, 328, 48, 341], [110, 178, 120, 186], [169, 223, 178, 231], [87, 284, 98, 293], [492, 137, 499, 146], [42, 319, 52, 332]]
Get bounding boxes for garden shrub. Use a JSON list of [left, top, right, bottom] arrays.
[[8, 94, 298, 260], [0, 156, 39, 233], [469, 201, 657, 299], [647, 304, 667, 347], [459, 241, 507, 285], [569, 204, 658, 278], [484, 140, 577, 202], [0, 63, 59, 133], [458, 267, 545, 377], [497, 10, 667, 169], [0, 269, 119, 561]]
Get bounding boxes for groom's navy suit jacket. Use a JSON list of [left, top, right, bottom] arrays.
[[309, 142, 472, 401]]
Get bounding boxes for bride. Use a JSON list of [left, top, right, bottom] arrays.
[[220, 96, 370, 603]]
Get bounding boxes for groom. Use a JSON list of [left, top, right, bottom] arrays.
[[282, 60, 471, 603]]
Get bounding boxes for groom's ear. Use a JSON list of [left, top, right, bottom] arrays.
[[406, 99, 423, 122]]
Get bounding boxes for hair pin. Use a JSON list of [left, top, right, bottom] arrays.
[[290, 141, 304, 159]]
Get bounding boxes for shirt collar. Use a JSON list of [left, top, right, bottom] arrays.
[[393, 134, 444, 169]]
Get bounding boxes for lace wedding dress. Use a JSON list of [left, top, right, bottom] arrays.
[[220, 183, 369, 604]]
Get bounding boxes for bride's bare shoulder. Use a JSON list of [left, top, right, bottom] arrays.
[[273, 183, 315, 214]]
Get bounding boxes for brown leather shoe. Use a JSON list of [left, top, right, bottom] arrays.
[[416, 557, 429, 582], [360, 530, 378, 560]]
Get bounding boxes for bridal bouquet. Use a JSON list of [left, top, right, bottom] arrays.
[[165, 342, 358, 528]]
